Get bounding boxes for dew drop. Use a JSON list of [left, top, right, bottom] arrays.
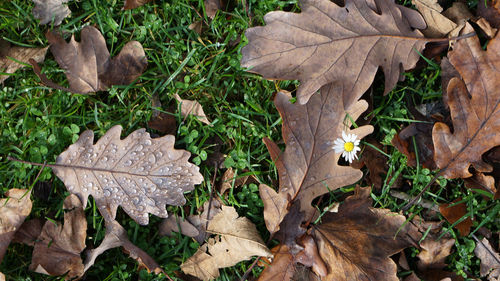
[[144, 139, 152, 146]]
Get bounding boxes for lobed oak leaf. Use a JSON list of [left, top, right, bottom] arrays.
[[241, 0, 428, 104], [33, 26, 147, 94], [32, 0, 71, 26], [52, 125, 203, 225], [0, 39, 48, 84], [181, 206, 272, 280], [474, 237, 500, 280], [433, 24, 500, 179], [30, 194, 86, 279], [312, 186, 421, 281], [411, 0, 457, 37], [0, 189, 32, 263], [260, 84, 373, 234]]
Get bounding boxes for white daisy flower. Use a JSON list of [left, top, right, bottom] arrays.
[[333, 131, 361, 163]]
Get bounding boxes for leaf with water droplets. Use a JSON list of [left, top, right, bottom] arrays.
[[52, 125, 203, 225]]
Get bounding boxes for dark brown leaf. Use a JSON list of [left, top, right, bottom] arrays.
[[241, 0, 428, 104], [123, 0, 152, 10], [12, 219, 44, 246], [439, 198, 473, 236], [392, 122, 436, 169], [477, 0, 500, 28], [148, 111, 177, 135], [52, 125, 203, 225], [32, 0, 70, 25], [30, 194, 86, 278], [0, 40, 48, 83]]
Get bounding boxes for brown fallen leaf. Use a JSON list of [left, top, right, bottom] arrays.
[[477, 17, 498, 38], [0, 39, 48, 83], [0, 272, 4, 281], [433, 24, 500, 179], [12, 218, 44, 246], [159, 214, 199, 237], [84, 219, 163, 274], [439, 198, 473, 236], [0, 189, 32, 263], [464, 171, 497, 197], [187, 198, 222, 243], [351, 140, 394, 189], [52, 125, 203, 225], [474, 237, 500, 280], [174, 93, 211, 126], [477, 0, 500, 29], [148, 111, 177, 135], [219, 167, 249, 194], [181, 206, 272, 280], [392, 122, 436, 169], [34, 26, 147, 94], [30, 194, 86, 278], [311, 186, 421, 281], [32, 0, 71, 25], [241, 0, 428, 104], [123, 0, 152, 10], [204, 0, 221, 19], [260, 84, 373, 235], [411, 0, 457, 37]]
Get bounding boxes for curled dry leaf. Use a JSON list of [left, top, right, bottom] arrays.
[[411, 0, 457, 37], [174, 93, 211, 125], [0, 189, 32, 263], [241, 0, 427, 104], [474, 237, 500, 280], [260, 85, 373, 234], [432, 24, 500, 180], [32, 0, 70, 25], [30, 194, 86, 278], [312, 186, 421, 281], [159, 214, 199, 237], [34, 26, 147, 94], [84, 219, 163, 274], [439, 198, 473, 236], [52, 125, 203, 225], [181, 206, 272, 280], [123, 0, 152, 10], [0, 39, 48, 83]]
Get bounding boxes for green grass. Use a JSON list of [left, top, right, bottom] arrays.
[[0, 0, 498, 280]]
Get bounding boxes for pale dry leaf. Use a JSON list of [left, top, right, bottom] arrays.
[[52, 125, 203, 225], [180, 245, 219, 280], [260, 84, 373, 234], [477, 17, 498, 38], [32, 0, 71, 25], [241, 0, 428, 104], [0, 272, 4, 281], [187, 198, 222, 243], [34, 26, 147, 94], [159, 214, 199, 237], [0, 40, 48, 83], [174, 93, 211, 125], [0, 189, 32, 263], [84, 219, 163, 274], [411, 0, 457, 37], [30, 194, 86, 279], [475, 237, 500, 280], [258, 184, 288, 234], [181, 206, 272, 280]]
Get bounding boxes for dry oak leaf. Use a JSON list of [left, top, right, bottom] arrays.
[[37, 26, 147, 94], [84, 219, 163, 274], [241, 0, 428, 104], [475, 237, 500, 280], [30, 194, 86, 279], [260, 84, 373, 235], [174, 93, 211, 126], [477, 0, 500, 29], [0, 39, 48, 84], [312, 186, 421, 281], [432, 24, 500, 179], [123, 0, 152, 10], [411, 0, 457, 37], [52, 125, 203, 225], [181, 206, 272, 280], [439, 198, 473, 236], [32, 0, 71, 25], [0, 189, 32, 263], [159, 214, 199, 237]]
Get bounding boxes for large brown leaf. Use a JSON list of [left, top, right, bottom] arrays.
[[34, 26, 147, 94], [260, 84, 373, 234], [52, 125, 203, 225], [241, 0, 428, 104], [0, 189, 32, 263], [312, 186, 421, 281], [30, 194, 86, 278], [433, 24, 500, 179]]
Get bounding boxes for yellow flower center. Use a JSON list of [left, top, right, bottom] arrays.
[[344, 142, 354, 152]]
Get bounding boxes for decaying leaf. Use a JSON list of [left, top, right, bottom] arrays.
[[123, 0, 152, 10], [174, 93, 211, 125], [241, 0, 428, 104], [439, 198, 473, 236], [181, 206, 272, 280], [30, 194, 86, 278], [12, 218, 44, 246], [311, 186, 421, 281], [0, 39, 48, 83], [84, 219, 163, 274], [34, 26, 147, 94], [32, 0, 71, 25], [432, 24, 500, 180], [477, 0, 500, 28], [187, 198, 222, 243], [0, 189, 32, 263], [411, 0, 457, 37], [204, 0, 221, 19], [219, 168, 249, 194], [476, 18, 498, 38], [260, 85, 373, 234], [52, 125, 203, 225], [464, 171, 497, 197], [474, 237, 500, 280], [159, 214, 199, 237]]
